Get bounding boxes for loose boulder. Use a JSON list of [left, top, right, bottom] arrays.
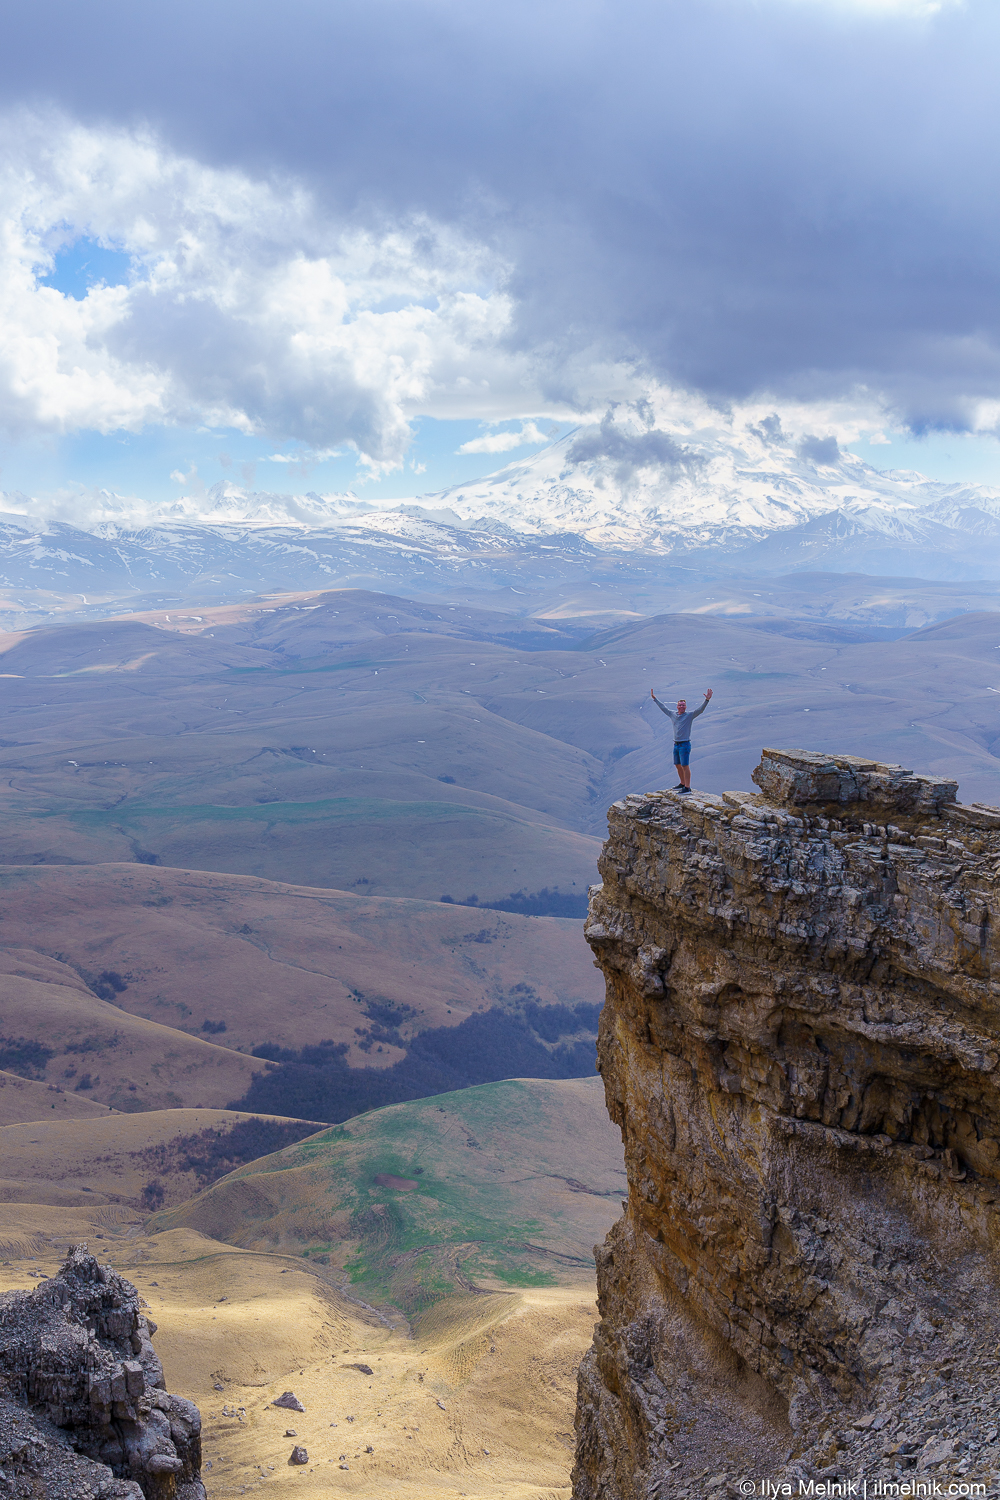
[[271, 1391, 305, 1412]]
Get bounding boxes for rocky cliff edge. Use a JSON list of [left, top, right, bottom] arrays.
[[0, 1246, 204, 1499], [575, 749, 1000, 1498]]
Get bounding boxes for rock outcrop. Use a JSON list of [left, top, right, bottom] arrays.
[[575, 750, 1000, 1497], [0, 1246, 204, 1499]]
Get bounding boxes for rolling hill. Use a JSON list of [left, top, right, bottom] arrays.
[[0, 588, 998, 901], [154, 1076, 626, 1313], [0, 1108, 321, 1209], [0, 864, 601, 1058], [0, 1074, 626, 1500], [0, 860, 604, 1121]]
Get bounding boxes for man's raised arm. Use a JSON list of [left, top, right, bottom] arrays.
[[649, 691, 676, 719], [689, 689, 713, 720]]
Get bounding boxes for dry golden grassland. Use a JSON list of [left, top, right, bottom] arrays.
[[0, 1205, 595, 1499], [0, 950, 263, 1111], [0, 1066, 111, 1125], [0, 1075, 623, 1499], [0, 1108, 315, 1207]]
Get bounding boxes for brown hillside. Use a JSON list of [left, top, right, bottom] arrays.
[[0, 863, 601, 1056], [0, 1108, 322, 1209], [0, 1067, 111, 1125], [0, 953, 264, 1110]]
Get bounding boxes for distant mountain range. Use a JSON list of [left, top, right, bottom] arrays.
[[4, 408, 1000, 607]]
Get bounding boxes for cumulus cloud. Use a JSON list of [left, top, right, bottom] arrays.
[[0, 112, 595, 465], [559, 403, 709, 493], [457, 421, 550, 454], [568, 411, 700, 473], [572, 390, 903, 475]]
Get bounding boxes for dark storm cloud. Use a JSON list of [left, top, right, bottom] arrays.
[[4, 0, 1000, 430], [796, 435, 841, 465], [567, 409, 705, 483]]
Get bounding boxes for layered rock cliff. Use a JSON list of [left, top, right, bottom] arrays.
[[0, 1246, 204, 1499], [575, 750, 1000, 1497]]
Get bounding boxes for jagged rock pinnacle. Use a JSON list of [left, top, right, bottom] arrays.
[[0, 1245, 205, 1499]]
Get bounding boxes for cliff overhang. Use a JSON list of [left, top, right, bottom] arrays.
[[574, 750, 1000, 1498]]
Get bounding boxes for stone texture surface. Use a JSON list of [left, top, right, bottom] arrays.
[[271, 1391, 305, 1412], [575, 751, 1000, 1499], [0, 1246, 205, 1499]]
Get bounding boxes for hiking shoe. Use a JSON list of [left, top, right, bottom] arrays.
[[678, 786, 692, 794]]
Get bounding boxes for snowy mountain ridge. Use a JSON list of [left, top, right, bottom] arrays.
[[3, 407, 1000, 596], [9, 406, 1000, 550], [430, 411, 1000, 553]]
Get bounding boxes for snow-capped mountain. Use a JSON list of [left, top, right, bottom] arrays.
[[3, 405, 1000, 610], [0, 506, 598, 607], [432, 407, 1000, 560]]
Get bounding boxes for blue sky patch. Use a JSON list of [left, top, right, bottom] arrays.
[[39, 237, 133, 301]]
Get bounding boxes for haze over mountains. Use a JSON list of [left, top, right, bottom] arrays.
[[2, 417, 999, 1500], [5, 412, 1000, 638]]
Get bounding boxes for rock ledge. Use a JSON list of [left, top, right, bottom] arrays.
[[575, 751, 1000, 1498]]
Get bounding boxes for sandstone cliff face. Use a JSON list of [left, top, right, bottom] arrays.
[[575, 750, 1000, 1497], [0, 1246, 204, 1499]]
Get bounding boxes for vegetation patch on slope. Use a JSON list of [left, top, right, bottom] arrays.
[[154, 1077, 625, 1314], [0, 1037, 57, 1079], [64, 795, 504, 830], [440, 886, 589, 917]]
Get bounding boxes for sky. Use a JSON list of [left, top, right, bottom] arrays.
[[2, 0, 1000, 507]]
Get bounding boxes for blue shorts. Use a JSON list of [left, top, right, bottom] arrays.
[[673, 740, 691, 766]]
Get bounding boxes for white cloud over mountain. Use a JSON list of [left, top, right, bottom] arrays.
[[457, 423, 552, 454]]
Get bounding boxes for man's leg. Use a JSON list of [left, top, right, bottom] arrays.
[[679, 762, 691, 788]]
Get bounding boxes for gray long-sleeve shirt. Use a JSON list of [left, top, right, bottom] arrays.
[[651, 694, 710, 741]]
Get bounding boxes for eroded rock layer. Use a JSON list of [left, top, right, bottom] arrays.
[[0, 1246, 204, 1499], [575, 750, 1000, 1497]]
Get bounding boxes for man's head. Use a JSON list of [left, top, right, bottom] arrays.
[[677, 699, 686, 712]]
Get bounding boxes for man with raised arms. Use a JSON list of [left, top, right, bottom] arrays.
[[649, 687, 713, 793]]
